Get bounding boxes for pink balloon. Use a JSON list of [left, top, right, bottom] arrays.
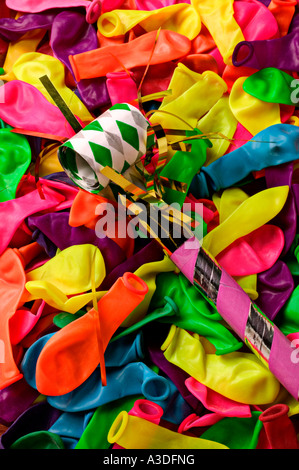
[[178, 412, 224, 434], [234, 0, 279, 41], [0, 81, 77, 139], [216, 225, 285, 277]]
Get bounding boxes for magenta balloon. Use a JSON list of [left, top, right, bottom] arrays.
[[5, 0, 90, 13]]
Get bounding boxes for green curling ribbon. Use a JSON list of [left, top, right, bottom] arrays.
[[243, 68, 296, 106], [0, 129, 31, 202]]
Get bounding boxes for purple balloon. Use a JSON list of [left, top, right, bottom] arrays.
[[0, 401, 61, 449], [256, 260, 294, 321], [99, 239, 164, 290], [0, 379, 39, 428], [0, 11, 57, 42], [0, 10, 111, 110], [50, 11, 111, 109], [27, 212, 126, 275]]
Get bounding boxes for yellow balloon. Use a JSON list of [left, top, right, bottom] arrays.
[[211, 188, 258, 299], [229, 76, 281, 135], [197, 96, 238, 165], [162, 325, 280, 404], [150, 65, 227, 130], [12, 52, 93, 122], [202, 186, 289, 257], [161, 62, 205, 107], [108, 411, 229, 449], [191, 0, 245, 65], [24, 244, 106, 312], [234, 274, 258, 301], [0, 28, 46, 82], [212, 187, 249, 224], [24, 250, 176, 315], [97, 3, 201, 40]]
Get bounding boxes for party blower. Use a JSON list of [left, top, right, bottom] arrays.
[[99, 165, 299, 402]]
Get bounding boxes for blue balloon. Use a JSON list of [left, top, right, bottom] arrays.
[[190, 124, 299, 198]]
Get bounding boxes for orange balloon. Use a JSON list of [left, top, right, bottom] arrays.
[[69, 29, 191, 80], [0, 248, 26, 390]]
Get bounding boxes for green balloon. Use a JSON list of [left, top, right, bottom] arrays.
[[275, 286, 299, 335], [149, 271, 243, 355], [10, 431, 65, 449], [200, 411, 263, 449], [243, 68, 296, 106], [0, 129, 31, 202], [75, 395, 142, 449]]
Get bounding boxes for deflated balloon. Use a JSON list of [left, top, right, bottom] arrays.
[[150, 65, 227, 130], [12, 52, 93, 123], [0, 249, 26, 391], [69, 30, 192, 81], [189, 124, 299, 198], [162, 326, 280, 404], [149, 271, 243, 354], [243, 68, 296, 106], [0, 81, 76, 139], [202, 186, 289, 258], [0, 129, 31, 202], [97, 3, 201, 40], [191, 0, 245, 65], [107, 410, 229, 448], [34, 273, 148, 395], [229, 76, 281, 135], [25, 244, 106, 312]]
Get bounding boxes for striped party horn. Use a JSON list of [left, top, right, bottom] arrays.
[[58, 103, 149, 193]]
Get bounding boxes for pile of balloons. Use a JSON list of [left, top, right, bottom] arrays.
[[1, 0, 299, 450]]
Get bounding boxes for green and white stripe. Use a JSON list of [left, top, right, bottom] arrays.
[[58, 103, 149, 193]]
